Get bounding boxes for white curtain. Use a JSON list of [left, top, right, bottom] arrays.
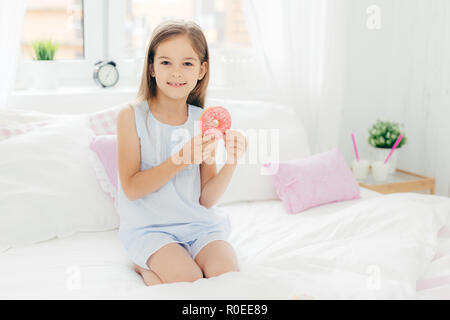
[[241, 0, 349, 154], [0, 0, 26, 109], [382, 0, 450, 197]]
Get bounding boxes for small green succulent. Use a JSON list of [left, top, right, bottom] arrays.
[[32, 40, 59, 60], [368, 119, 407, 149]]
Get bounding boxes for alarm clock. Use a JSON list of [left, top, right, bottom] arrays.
[[93, 61, 119, 88]]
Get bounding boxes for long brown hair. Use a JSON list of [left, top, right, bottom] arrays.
[[136, 20, 210, 109]]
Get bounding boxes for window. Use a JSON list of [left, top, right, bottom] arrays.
[[110, 0, 255, 91], [16, 0, 103, 89], [21, 0, 84, 60], [16, 0, 259, 93], [123, 0, 251, 59]]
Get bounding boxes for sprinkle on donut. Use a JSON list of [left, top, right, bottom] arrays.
[[199, 106, 232, 140]]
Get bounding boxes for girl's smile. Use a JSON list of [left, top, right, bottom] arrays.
[[167, 82, 187, 88]]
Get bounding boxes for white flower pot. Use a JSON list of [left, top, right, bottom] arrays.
[[370, 146, 401, 174], [32, 61, 58, 90]]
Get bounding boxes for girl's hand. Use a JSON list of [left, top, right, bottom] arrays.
[[202, 134, 218, 165], [224, 130, 247, 165], [176, 133, 217, 165]]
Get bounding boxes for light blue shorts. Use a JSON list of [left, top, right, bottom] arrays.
[[123, 222, 232, 270]]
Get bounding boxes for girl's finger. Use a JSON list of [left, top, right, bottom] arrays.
[[204, 147, 216, 155], [236, 137, 246, 146], [203, 142, 217, 151], [234, 148, 245, 156], [237, 141, 247, 150], [203, 134, 214, 142], [204, 134, 216, 141], [228, 148, 238, 154], [194, 138, 203, 147], [202, 138, 214, 146], [203, 151, 214, 160]]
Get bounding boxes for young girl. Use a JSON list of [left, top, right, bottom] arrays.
[[116, 20, 247, 286]]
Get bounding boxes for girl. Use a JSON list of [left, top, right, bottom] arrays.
[[116, 20, 247, 286]]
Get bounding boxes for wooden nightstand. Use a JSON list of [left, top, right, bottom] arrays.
[[358, 169, 435, 195]]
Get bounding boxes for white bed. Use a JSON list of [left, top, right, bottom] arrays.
[[1, 103, 449, 300], [1, 187, 449, 300]]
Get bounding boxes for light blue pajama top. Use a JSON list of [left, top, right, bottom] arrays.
[[117, 100, 231, 264]]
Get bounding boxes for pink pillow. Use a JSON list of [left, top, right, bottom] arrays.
[[88, 106, 122, 135], [89, 135, 118, 204], [265, 147, 360, 214]]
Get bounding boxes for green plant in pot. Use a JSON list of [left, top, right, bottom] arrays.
[[31, 39, 59, 89], [32, 40, 59, 61], [368, 119, 407, 174]]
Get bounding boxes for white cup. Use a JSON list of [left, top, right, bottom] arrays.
[[371, 161, 390, 182], [351, 159, 370, 180]]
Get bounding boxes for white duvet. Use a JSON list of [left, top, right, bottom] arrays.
[[0, 188, 449, 300]]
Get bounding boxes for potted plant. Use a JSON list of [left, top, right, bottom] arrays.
[[31, 39, 59, 89], [368, 119, 407, 174]]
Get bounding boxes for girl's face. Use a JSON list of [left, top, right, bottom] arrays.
[[150, 35, 207, 100]]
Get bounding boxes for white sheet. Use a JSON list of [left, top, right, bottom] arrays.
[[0, 188, 449, 300], [415, 230, 450, 300]]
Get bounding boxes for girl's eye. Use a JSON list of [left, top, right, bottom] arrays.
[[160, 61, 193, 66]]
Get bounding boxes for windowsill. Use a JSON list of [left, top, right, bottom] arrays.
[[10, 84, 139, 114], [12, 84, 138, 97], [9, 84, 266, 115], [11, 84, 251, 98]]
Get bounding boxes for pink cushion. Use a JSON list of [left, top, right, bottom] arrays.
[[88, 107, 121, 135], [89, 135, 118, 203], [265, 147, 360, 214]]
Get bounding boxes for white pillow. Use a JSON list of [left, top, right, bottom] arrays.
[[0, 109, 64, 142], [0, 115, 119, 252], [205, 99, 311, 205], [0, 108, 61, 127]]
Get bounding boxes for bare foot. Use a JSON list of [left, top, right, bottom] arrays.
[[133, 264, 163, 286]]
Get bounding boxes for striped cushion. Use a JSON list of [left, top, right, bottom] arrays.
[[0, 121, 50, 142], [88, 105, 124, 135]]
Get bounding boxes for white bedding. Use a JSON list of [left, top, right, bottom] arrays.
[[0, 187, 449, 300]]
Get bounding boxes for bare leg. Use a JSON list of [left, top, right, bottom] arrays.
[[195, 240, 239, 278], [147, 243, 203, 284], [133, 243, 204, 286], [133, 264, 163, 286]]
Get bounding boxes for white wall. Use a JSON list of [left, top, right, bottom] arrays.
[[337, 0, 449, 196]]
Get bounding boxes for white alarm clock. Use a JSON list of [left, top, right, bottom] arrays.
[[93, 61, 119, 88]]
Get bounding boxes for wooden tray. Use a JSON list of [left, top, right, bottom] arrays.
[[358, 168, 435, 195]]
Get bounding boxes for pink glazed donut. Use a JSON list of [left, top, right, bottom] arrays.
[[199, 106, 231, 140]]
